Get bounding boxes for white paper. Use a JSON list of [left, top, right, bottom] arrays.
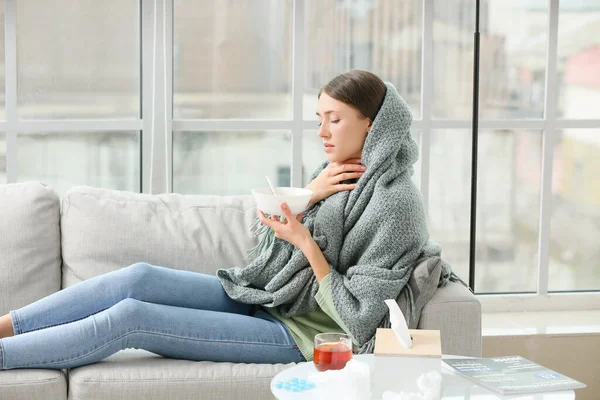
[[384, 299, 413, 349]]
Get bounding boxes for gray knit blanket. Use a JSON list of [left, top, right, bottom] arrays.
[[217, 82, 464, 354]]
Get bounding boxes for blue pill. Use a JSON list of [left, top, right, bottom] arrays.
[[291, 377, 299, 383], [298, 379, 307, 385], [275, 383, 283, 389], [307, 382, 316, 388]]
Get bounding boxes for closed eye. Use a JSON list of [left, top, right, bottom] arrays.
[[318, 119, 339, 127]]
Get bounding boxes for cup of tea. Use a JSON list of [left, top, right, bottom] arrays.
[[313, 332, 353, 372]]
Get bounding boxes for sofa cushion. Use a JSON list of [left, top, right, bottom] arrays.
[[418, 281, 482, 357], [0, 369, 67, 400], [0, 182, 62, 315], [60, 186, 258, 287], [67, 349, 295, 400]]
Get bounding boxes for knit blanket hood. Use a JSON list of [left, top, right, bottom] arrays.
[[217, 82, 459, 353]]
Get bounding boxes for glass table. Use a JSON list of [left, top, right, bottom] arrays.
[[271, 354, 576, 399]]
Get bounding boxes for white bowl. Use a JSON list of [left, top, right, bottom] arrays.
[[251, 187, 313, 216]]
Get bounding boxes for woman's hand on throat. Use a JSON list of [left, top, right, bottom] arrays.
[[305, 159, 365, 205]]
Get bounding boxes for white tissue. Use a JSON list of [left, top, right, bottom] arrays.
[[308, 359, 371, 400], [384, 299, 413, 349], [381, 370, 442, 400]]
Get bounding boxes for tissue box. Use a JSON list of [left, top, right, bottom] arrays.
[[373, 328, 441, 397]]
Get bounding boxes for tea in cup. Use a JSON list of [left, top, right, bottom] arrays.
[[313, 333, 353, 372]]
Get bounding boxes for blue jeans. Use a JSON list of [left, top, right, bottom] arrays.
[[0, 263, 305, 370]]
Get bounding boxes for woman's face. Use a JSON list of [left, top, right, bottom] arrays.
[[316, 93, 372, 163]]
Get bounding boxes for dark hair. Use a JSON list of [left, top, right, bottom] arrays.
[[318, 70, 387, 121]]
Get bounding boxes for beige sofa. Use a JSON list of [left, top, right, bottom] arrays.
[[0, 182, 481, 400]]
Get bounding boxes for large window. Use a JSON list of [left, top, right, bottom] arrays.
[[0, 0, 5, 121], [433, 0, 547, 119], [550, 129, 600, 291], [173, 0, 293, 120], [17, 132, 140, 195], [0, 0, 141, 192], [429, 129, 542, 292], [556, 1, 600, 119], [548, 5, 600, 292], [173, 130, 291, 195], [17, 0, 139, 120], [0, 133, 5, 183], [1, 0, 598, 302], [304, 0, 422, 119], [0, 2, 6, 183]]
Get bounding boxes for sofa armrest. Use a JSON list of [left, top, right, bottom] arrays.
[[418, 281, 482, 357]]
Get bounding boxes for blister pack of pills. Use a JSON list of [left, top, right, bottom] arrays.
[[274, 377, 316, 392]]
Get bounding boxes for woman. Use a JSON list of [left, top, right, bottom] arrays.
[[0, 70, 457, 370]]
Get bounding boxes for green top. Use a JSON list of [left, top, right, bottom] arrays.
[[262, 272, 359, 362]]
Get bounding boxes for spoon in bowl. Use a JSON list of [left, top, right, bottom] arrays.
[[265, 176, 278, 196]]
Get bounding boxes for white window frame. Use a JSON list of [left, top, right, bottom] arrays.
[[3, 0, 599, 311], [3, 0, 144, 189]]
